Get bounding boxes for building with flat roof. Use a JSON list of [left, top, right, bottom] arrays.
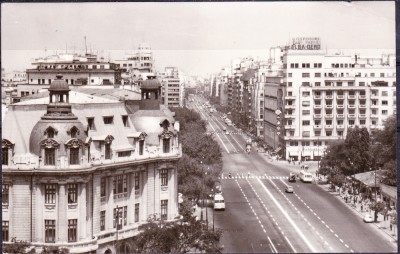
[[2, 75, 181, 253], [158, 67, 184, 107]]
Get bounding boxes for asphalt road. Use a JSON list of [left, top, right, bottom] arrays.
[[188, 98, 397, 253]]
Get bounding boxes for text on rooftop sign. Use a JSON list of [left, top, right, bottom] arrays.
[[291, 37, 321, 50]]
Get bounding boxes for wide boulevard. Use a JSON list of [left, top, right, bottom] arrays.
[[188, 97, 397, 253]]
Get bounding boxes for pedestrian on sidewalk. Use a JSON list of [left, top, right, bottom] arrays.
[[361, 204, 363, 212]]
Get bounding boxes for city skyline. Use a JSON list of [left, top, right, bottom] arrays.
[[1, 1, 395, 76]]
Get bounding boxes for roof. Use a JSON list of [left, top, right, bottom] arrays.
[[381, 184, 397, 200], [49, 75, 69, 91], [15, 91, 118, 105], [354, 170, 382, 187], [74, 87, 141, 101]]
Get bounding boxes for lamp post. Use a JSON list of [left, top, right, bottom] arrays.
[[211, 188, 215, 232]]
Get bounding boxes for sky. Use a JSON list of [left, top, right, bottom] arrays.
[[1, 1, 395, 76]]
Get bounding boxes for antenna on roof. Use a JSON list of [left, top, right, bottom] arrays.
[[84, 36, 87, 55]]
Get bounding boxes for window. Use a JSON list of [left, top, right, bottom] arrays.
[[301, 141, 310, 146], [380, 73, 385, 78], [382, 100, 388, 105], [135, 204, 140, 222], [139, 140, 144, 155], [103, 116, 114, 124], [302, 131, 310, 137], [100, 211, 106, 231], [114, 174, 128, 194], [302, 73, 310, 78], [370, 73, 375, 77], [315, 131, 321, 136], [67, 184, 78, 204], [288, 82, 292, 87], [382, 110, 388, 115], [302, 92, 310, 97], [161, 169, 168, 186], [47, 128, 55, 138], [360, 120, 366, 125], [382, 91, 388, 96], [135, 173, 140, 190], [3, 221, 9, 241], [118, 151, 131, 157], [101, 177, 106, 197], [113, 206, 127, 229], [87, 118, 95, 130], [45, 220, 56, 243], [69, 148, 80, 165], [105, 143, 111, 160], [302, 101, 310, 106], [326, 131, 332, 136], [70, 128, 78, 138], [2, 184, 9, 205], [45, 148, 56, 165], [349, 120, 355, 125], [326, 120, 332, 125], [122, 115, 129, 127], [302, 82, 310, 86], [161, 200, 168, 220], [2, 148, 8, 165], [315, 73, 321, 77], [302, 110, 310, 115], [302, 120, 310, 126], [45, 184, 56, 204], [68, 219, 77, 242], [315, 82, 321, 87], [163, 139, 170, 153], [288, 73, 292, 77]]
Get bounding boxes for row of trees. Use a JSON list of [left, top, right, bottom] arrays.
[[319, 115, 396, 186]]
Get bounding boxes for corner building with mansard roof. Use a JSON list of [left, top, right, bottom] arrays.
[[2, 75, 181, 253]]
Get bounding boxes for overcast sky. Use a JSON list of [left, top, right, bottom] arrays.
[[1, 1, 395, 76]]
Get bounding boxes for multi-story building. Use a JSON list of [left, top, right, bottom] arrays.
[[275, 38, 396, 161], [2, 75, 181, 253], [26, 53, 122, 87], [114, 43, 154, 85], [159, 67, 183, 107]]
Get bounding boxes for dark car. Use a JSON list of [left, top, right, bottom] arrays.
[[288, 173, 296, 182]]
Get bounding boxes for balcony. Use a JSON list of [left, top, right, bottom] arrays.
[[325, 114, 333, 119], [325, 105, 333, 109], [370, 114, 379, 118], [284, 125, 296, 129], [314, 125, 322, 129], [370, 125, 378, 129], [336, 95, 345, 99], [325, 125, 334, 129], [314, 114, 322, 119], [337, 114, 344, 119], [348, 114, 356, 118], [314, 104, 322, 109], [359, 114, 367, 119], [336, 104, 344, 109], [285, 104, 296, 109], [348, 95, 356, 99], [359, 104, 366, 109], [285, 95, 296, 100], [325, 95, 333, 100], [285, 114, 296, 119], [370, 94, 379, 99], [314, 95, 322, 99], [348, 104, 356, 109], [371, 104, 379, 109], [359, 95, 367, 100], [337, 125, 345, 130]]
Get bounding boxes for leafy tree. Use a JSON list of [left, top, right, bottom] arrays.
[[41, 246, 69, 254], [370, 200, 386, 222], [2, 241, 30, 254], [130, 215, 223, 253], [344, 126, 372, 175]]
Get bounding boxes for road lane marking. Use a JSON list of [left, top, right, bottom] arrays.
[[209, 115, 238, 151], [256, 178, 316, 252], [268, 236, 278, 253]]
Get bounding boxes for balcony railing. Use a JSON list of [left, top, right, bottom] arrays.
[[348, 114, 356, 118], [314, 95, 322, 99], [370, 94, 379, 99], [370, 114, 379, 118], [359, 114, 367, 119], [371, 104, 379, 109], [285, 105, 296, 109], [336, 104, 344, 109], [285, 114, 296, 118], [359, 95, 367, 100], [325, 105, 333, 109], [285, 95, 296, 100], [337, 114, 344, 119], [314, 105, 322, 109], [325, 95, 333, 99], [348, 95, 356, 99], [348, 105, 356, 109], [284, 125, 296, 129], [325, 125, 334, 129], [336, 95, 345, 99], [325, 114, 333, 119], [337, 125, 345, 129], [314, 125, 322, 129], [314, 114, 322, 119], [359, 104, 366, 108]]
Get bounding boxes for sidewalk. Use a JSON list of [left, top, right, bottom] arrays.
[[319, 184, 398, 243], [264, 154, 397, 244]]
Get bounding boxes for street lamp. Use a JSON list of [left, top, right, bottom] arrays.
[[211, 188, 215, 232]]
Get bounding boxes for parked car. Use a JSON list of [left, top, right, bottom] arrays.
[[363, 214, 374, 223], [285, 186, 294, 193]]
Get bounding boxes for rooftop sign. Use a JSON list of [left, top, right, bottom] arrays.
[[291, 37, 321, 50]]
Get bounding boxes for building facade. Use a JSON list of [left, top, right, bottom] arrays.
[[159, 67, 184, 107], [2, 75, 181, 253]]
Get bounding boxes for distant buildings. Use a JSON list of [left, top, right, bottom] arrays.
[[209, 38, 396, 160], [158, 67, 185, 107], [2, 75, 181, 253]]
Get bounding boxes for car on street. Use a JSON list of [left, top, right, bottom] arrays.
[[363, 214, 374, 223], [285, 186, 294, 193], [288, 173, 296, 182]]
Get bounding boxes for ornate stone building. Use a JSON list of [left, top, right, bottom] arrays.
[[2, 75, 181, 253]]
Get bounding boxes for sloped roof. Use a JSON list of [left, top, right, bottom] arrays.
[[141, 78, 161, 89], [15, 91, 117, 105], [354, 170, 382, 187]]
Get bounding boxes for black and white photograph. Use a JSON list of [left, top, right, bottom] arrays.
[[1, 1, 397, 253]]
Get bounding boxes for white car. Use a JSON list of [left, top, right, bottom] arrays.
[[363, 214, 374, 223], [285, 186, 294, 193]]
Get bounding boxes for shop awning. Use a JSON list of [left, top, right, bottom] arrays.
[[289, 151, 299, 156], [302, 151, 312, 156]]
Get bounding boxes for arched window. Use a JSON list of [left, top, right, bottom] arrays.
[[44, 127, 58, 139], [69, 127, 79, 138]]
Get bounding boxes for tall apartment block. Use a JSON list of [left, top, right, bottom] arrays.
[[158, 67, 184, 107]]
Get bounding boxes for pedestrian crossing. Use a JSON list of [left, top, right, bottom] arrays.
[[219, 174, 287, 180]]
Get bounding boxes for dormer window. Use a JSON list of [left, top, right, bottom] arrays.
[[69, 148, 80, 165], [69, 127, 79, 138], [122, 115, 129, 127], [103, 116, 114, 125], [87, 118, 96, 130], [105, 144, 111, 160], [2, 148, 9, 165], [139, 140, 144, 155], [45, 127, 57, 138], [45, 148, 56, 165]]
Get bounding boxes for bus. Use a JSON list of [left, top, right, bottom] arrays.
[[299, 170, 313, 183], [214, 194, 225, 210]]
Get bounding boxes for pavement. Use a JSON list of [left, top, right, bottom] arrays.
[[265, 155, 398, 244]]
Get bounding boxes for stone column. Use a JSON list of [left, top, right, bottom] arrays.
[[79, 183, 87, 240], [35, 184, 44, 242], [58, 183, 67, 243]]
